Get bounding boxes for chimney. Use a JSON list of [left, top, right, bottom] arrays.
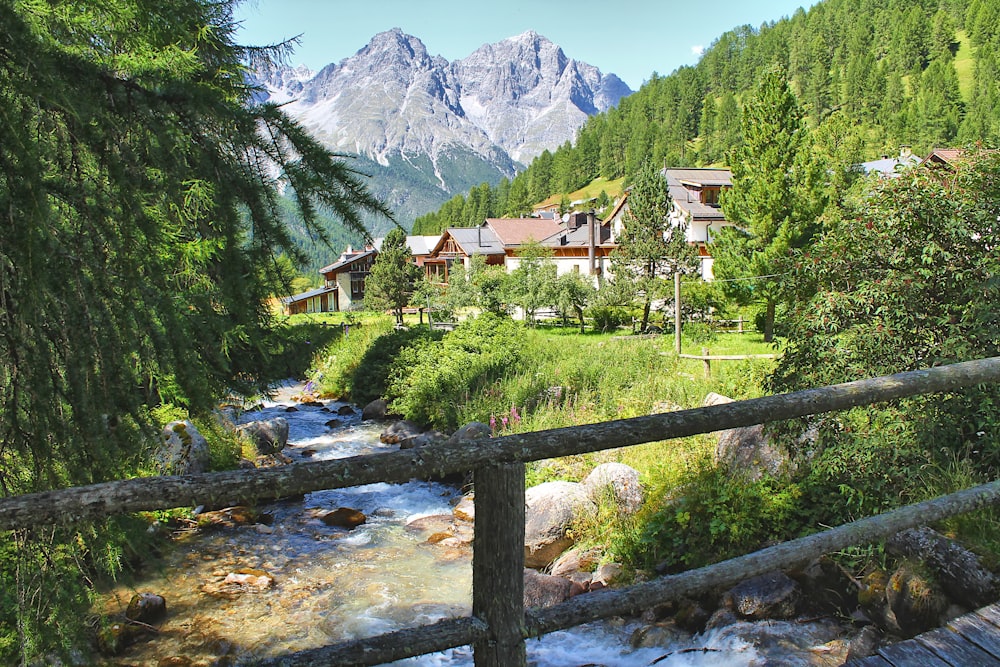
[[478, 225, 482, 247], [900, 145, 912, 158], [587, 210, 597, 275]]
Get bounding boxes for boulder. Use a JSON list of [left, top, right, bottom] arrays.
[[549, 546, 602, 578], [591, 562, 623, 589], [336, 405, 356, 416], [704, 393, 789, 481], [324, 418, 341, 428], [886, 564, 948, 637], [524, 481, 595, 568], [320, 507, 367, 529], [721, 571, 800, 620], [630, 622, 690, 649], [155, 420, 210, 475], [237, 417, 289, 456], [361, 399, 388, 421], [380, 420, 423, 444], [523, 569, 584, 609], [886, 526, 1000, 609], [125, 593, 167, 625], [447, 421, 492, 444], [581, 462, 643, 514], [399, 431, 448, 450]]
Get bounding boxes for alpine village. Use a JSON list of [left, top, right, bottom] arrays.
[[4, 0, 1000, 665]]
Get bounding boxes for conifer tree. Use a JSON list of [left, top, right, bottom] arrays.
[[365, 228, 420, 326], [610, 161, 698, 332], [0, 1, 391, 658], [713, 69, 821, 341]]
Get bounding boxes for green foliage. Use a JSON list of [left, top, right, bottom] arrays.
[[310, 317, 396, 399], [0, 1, 390, 659], [587, 305, 630, 333], [768, 149, 1000, 540], [505, 242, 558, 324], [387, 314, 524, 430], [714, 68, 825, 341], [364, 227, 420, 325], [609, 160, 698, 331], [635, 461, 804, 571], [348, 326, 443, 408]]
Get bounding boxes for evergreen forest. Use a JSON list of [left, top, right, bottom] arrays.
[[413, 0, 999, 234]]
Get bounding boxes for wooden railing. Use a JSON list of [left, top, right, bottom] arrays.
[[4, 358, 1000, 666]]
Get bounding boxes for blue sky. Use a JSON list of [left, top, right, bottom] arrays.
[[234, 1, 816, 91]]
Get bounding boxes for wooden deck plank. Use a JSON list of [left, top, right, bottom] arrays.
[[917, 626, 1000, 665], [847, 655, 895, 666], [876, 639, 952, 666], [977, 603, 1000, 628], [950, 612, 1000, 658]]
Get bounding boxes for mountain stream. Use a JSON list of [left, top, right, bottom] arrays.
[[100, 387, 841, 666]]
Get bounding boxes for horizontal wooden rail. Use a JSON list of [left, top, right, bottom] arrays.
[[678, 353, 778, 360], [256, 616, 487, 666], [2, 356, 999, 530]]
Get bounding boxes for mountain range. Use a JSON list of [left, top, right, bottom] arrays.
[[253, 28, 631, 237]]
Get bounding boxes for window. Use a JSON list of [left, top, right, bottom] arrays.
[[702, 188, 720, 206]]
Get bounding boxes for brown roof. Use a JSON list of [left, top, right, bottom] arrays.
[[923, 148, 965, 166], [484, 218, 563, 247]]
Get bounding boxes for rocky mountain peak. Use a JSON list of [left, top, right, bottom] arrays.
[[254, 30, 632, 226]]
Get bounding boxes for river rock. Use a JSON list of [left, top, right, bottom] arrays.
[[704, 393, 789, 481], [581, 462, 643, 514], [453, 495, 475, 522], [886, 526, 1000, 609], [125, 593, 167, 625], [237, 417, 289, 455], [324, 418, 341, 428], [361, 399, 388, 420], [524, 481, 595, 568], [709, 618, 847, 665], [337, 405, 356, 416], [320, 507, 367, 529], [846, 625, 884, 661], [523, 569, 583, 609], [721, 571, 800, 620], [399, 431, 448, 449], [886, 563, 948, 637], [155, 420, 210, 475], [549, 546, 602, 578], [629, 621, 690, 649], [447, 421, 492, 443], [96, 619, 138, 655], [381, 420, 423, 444], [196, 506, 260, 529], [591, 562, 623, 589]]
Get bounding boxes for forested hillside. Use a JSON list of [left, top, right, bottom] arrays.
[[413, 0, 998, 235]]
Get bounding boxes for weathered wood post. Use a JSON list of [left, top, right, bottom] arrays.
[[674, 272, 682, 354], [737, 315, 744, 334], [702, 347, 711, 378], [473, 462, 526, 666]]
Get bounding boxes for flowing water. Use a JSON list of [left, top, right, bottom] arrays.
[[99, 388, 830, 666]]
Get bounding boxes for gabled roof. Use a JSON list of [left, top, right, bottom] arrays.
[[923, 148, 965, 166], [541, 223, 614, 249], [664, 168, 731, 222], [430, 227, 505, 257], [319, 248, 376, 275], [860, 153, 921, 177], [603, 191, 630, 223], [372, 234, 440, 256], [484, 218, 563, 247], [281, 285, 336, 305]]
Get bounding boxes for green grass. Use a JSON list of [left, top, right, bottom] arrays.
[[535, 176, 626, 208], [954, 30, 975, 103]]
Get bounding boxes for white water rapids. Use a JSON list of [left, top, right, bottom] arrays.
[[99, 388, 836, 666]]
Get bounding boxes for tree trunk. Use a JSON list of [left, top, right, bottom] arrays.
[[641, 300, 652, 332], [763, 298, 776, 343], [575, 306, 585, 334]]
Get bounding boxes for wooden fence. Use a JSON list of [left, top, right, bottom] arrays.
[[4, 358, 1000, 666]]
